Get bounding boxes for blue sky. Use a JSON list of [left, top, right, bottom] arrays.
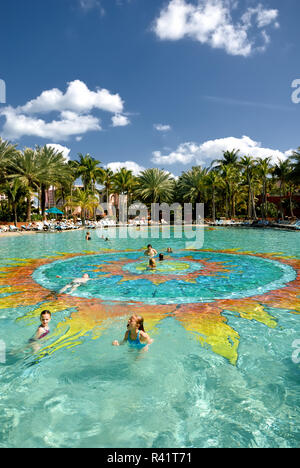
[[0, 0, 299, 176]]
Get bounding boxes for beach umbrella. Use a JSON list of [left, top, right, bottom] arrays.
[[45, 207, 64, 215]]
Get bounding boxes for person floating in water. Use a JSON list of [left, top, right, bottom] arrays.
[[59, 273, 90, 294], [148, 258, 156, 270], [112, 315, 153, 350], [166, 247, 173, 253], [144, 244, 158, 258]]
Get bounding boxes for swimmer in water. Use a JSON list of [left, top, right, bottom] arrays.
[[59, 273, 90, 294], [159, 253, 164, 261], [144, 244, 158, 258], [112, 315, 153, 350], [166, 247, 173, 253], [86, 232, 91, 241]]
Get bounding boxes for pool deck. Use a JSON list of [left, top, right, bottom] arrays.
[[0, 223, 299, 238]]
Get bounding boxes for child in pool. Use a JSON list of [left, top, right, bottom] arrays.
[[144, 244, 158, 258], [112, 315, 153, 350], [166, 247, 173, 253], [159, 253, 164, 261], [86, 232, 91, 241], [34, 310, 51, 340], [28, 310, 51, 348]]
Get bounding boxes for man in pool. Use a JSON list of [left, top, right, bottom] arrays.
[[144, 244, 158, 258], [59, 273, 91, 294]]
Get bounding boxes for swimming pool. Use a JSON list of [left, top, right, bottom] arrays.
[[0, 227, 299, 448]]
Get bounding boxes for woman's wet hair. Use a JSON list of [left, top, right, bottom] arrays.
[[128, 315, 145, 332], [135, 316, 145, 332]]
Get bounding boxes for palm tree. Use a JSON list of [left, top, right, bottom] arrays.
[[0, 179, 26, 226], [75, 153, 104, 193], [177, 166, 208, 204], [213, 149, 240, 170], [274, 159, 292, 219], [100, 168, 115, 204], [7, 148, 42, 222], [206, 170, 221, 222], [36, 145, 73, 219], [112, 168, 136, 199], [218, 164, 239, 219], [135, 168, 175, 204], [256, 157, 272, 219], [240, 156, 257, 219], [112, 168, 137, 219], [290, 148, 300, 184], [0, 138, 19, 184], [65, 188, 99, 226]]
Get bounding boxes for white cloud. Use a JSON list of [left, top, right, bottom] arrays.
[[19, 80, 124, 115], [0, 107, 101, 141], [0, 80, 129, 141], [78, 0, 105, 16], [154, 124, 172, 132], [152, 135, 290, 166], [105, 161, 145, 175], [46, 144, 71, 162], [111, 114, 130, 127], [153, 0, 279, 57]]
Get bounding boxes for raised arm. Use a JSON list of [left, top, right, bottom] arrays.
[[112, 330, 129, 346]]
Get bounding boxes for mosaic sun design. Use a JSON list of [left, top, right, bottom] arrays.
[[0, 248, 300, 365]]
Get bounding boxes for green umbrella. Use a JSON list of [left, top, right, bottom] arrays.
[[45, 207, 64, 215]]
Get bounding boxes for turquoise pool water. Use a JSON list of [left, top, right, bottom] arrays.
[[0, 227, 299, 448], [33, 251, 296, 304]]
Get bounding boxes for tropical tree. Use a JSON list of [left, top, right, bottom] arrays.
[[218, 164, 239, 219], [0, 138, 19, 184], [274, 159, 292, 219], [290, 148, 300, 184], [7, 148, 41, 222], [256, 157, 272, 219], [36, 145, 73, 219], [240, 156, 257, 219], [134, 168, 175, 204], [0, 179, 26, 225], [213, 149, 240, 170], [75, 153, 104, 192], [177, 166, 208, 203], [112, 168, 136, 202], [65, 189, 99, 226], [99, 168, 114, 204], [206, 170, 221, 222]]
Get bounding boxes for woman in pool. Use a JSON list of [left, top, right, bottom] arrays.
[[112, 315, 153, 350]]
